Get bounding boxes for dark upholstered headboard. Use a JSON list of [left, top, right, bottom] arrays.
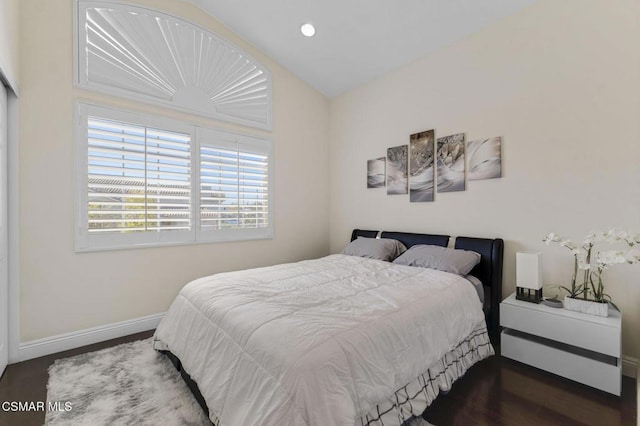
[[455, 237, 504, 345], [349, 229, 503, 345], [350, 229, 379, 241], [351, 229, 450, 248], [380, 231, 450, 248]]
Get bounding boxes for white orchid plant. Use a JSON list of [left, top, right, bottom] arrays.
[[543, 229, 640, 307]]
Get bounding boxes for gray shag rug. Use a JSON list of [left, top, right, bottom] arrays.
[[46, 338, 434, 426], [45, 338, 210, 425]]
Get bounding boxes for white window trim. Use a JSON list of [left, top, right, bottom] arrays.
[[73, 0, 273, 130], [75, 102, 273, 252]]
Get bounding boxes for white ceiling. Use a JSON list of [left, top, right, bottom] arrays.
[[187, 0, 538, 98]]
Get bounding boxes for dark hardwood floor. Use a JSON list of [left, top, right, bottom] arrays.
[[424, 355, 636, 426], [0, 334, 636, 426]]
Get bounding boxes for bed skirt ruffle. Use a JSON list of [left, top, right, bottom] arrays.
[[359, 322, 494, 426], [160, 321, 493, 426]]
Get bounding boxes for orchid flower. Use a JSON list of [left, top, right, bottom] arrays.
[[544, 228, 639, 303]]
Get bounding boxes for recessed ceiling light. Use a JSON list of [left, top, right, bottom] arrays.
[[300, 23, 316, 37]]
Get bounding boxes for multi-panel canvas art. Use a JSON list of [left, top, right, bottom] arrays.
[[436, 133, 465, 193], [367, 132, 502, 198], [467, 137, 502, 180], [367, 157, 386, 188], [409, 130, 435, 202], [386, 145, 408, 195]]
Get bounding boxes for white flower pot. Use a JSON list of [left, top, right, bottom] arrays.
[[563, 296, 609, 317]]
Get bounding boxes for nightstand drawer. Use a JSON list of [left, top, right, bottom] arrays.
[[500, 302, 620, 357], [502, 329, 621, 395]]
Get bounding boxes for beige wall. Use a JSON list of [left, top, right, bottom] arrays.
[[18, 0, 330, 341], [329, 0, 640, 359], [0, 0, 19, 90]]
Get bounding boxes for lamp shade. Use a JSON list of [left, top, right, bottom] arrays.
[[516, 252, 542, 290]]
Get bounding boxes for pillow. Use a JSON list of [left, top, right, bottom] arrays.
[[341, 237, 407, 261], [392, 244, 481, 275]]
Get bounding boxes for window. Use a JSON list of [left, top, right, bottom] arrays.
[[76, 103, 272, 251], [87, 117, 192, 234], [199, 129, 270, 236], [75, 0, 272, 130]]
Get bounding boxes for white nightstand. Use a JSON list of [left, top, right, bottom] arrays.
[[500, 292, 621, 395]]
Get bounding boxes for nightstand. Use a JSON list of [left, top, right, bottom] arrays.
[[500, 292, 621, 395]]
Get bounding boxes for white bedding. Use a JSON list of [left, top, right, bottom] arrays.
[[153, 254, 489, 426]]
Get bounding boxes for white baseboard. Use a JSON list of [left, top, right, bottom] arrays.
[[17, 312, 164, 363], [622, 355, 638, 379], [14, 314, 640, 380]]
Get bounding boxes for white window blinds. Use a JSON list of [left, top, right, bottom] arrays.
[[76, 103, 272, 251], [198, 128, 272, 242], [76, 0, 272, 130], [87, 117, 192, 234], [200, 146, 269, 230]]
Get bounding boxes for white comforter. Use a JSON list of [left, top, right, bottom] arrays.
[[153, 254, 486, 426]]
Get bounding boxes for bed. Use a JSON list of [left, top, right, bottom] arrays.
[[153, 229, 504, 426]]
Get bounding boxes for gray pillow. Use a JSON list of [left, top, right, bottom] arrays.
[[392, 244, 481, 275], [341, 237, 407, 261]]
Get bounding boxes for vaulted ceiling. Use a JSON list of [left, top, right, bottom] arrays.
[[187, 0, 538, 98]]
